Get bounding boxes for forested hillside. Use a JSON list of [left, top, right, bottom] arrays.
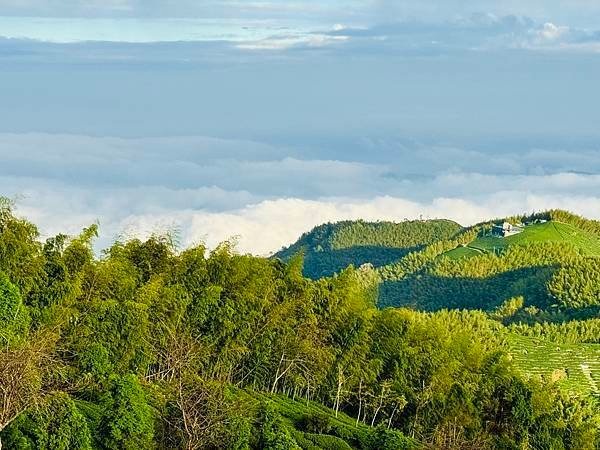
[[378, 212, 600, 317], [278, 210, 600, 400], [275, 219, 462, 279], [1, 199, 598, 449]]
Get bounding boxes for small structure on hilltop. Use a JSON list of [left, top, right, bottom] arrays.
[[491, 221, 524, 238]]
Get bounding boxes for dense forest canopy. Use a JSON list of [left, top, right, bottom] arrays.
[[0, 199, 598, 449]]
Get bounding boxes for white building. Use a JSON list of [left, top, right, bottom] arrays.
[[491, 221, 524, 238]]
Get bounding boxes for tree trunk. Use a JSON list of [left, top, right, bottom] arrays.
[[356, 380, 362, 427], [371, 388, 385, 427], [387, 404, 398, 429], [271, 353, 285, 393], [334, 367, 344, 418]]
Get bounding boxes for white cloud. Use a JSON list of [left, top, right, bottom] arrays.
[[538, 22, 570, 41], [235, 33, 348, 50], [5, 173, 600, 256], [83, 193, 600, 256]]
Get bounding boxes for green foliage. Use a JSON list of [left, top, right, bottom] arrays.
[[98, 375, 154, 450], [259, 402, 301, 450], [509, 318, 600, 344], [490, 296, 524, 320], [547, 257, 600, 307], [109, 234, 176, 284], [328, 220, 462, 250], [379, 241, 596, 313], [225, 415, 252, 450], [291, 431, 322, 450], [432, 242, 581, 278], [71, 299, 150, 374], [369, 425, 415, 450], [1, 206, 599, 450], [2, 393, 92, 450], [491, 376, 600, 449], [301, 412, 333, 435], [302, 433, 353, 450], [0, 271, 30, 344], [77, 343, 114, 380], [0, 197, 44, 297], [377, 228, 478, 281], [276, 219, 462, 279]]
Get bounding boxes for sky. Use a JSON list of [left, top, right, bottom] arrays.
[[1, 1, 599, 254]]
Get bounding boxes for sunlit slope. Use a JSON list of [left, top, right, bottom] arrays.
[[444, 221, 600, 260], [509, 334, 600, 396], [378, 219, 600, 313]]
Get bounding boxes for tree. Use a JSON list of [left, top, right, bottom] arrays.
[[0, 330, 56, 450], [98, 375, 154, 450], [0, 197, 44, 298], [0, 272, 30, 345], [1, 392, 92, 450], [173, 377, 232, 450]]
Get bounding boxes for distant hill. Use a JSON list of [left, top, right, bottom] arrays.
[[277, 210, 600, 397], [378, 211, 600, 316], [274, 219, 463, 279], [277, 210, 600, 319]]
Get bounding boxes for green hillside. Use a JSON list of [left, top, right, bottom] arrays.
[[247, 392, 417, 450], [275, 219, 462, 279], [377, 212, 600, 317], [275, 211, 600, 322], [444, 221, 600, 260]]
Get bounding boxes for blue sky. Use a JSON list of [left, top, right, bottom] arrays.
[[1, 1, 599, 253]]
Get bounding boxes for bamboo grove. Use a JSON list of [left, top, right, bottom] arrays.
[[0, 199, 598, 449]]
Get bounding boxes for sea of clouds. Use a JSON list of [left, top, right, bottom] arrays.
[[2, 133, 599, 254]]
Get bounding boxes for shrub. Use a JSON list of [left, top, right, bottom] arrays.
[[1, 393, 92, 450], [98, 375, 155, 450], [305, 433, 353, 450], [301, 411, 332, 434], [259, 402, 300, 450], [369, 425, 415, 450]]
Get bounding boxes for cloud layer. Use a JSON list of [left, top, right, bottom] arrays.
[[2, 133, 600, 254]]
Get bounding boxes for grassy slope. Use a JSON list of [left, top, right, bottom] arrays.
[[444, 221, 600, 260], [380, 220, 600, 312], [508, 334, 600, 396]]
